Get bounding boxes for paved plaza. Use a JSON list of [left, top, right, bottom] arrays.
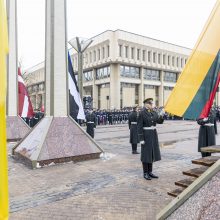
[[8, 120, 220, 220]]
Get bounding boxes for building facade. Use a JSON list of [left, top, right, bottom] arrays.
[[25, 29, 192, 110]]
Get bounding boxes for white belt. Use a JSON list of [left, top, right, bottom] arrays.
[[87, 121, 94, 124], [204, 123, 214, 127], [131, 122, 137, 124], [143, 126, 156, 130]]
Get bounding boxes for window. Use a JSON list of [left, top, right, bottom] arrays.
[[164, 71, 177, 82], [181, 58, 183, 67], [83, 70, 93, 82], [163, 54, 166, 65], [164, 86, 173, 91], [176, 57, 179, 67], [158, 54, 161, 64], [107, 45, 110, 57], [93, 51, 96, 62], [137, 49, 140, 60], [153, 52, 156, 63], [143, 69, 160, 81], [172, 56, 175, 66], [131, 47, 134, 59], [90, 52, 92, 63], [119, 45, 122, 57], [185, 58, 187, 64], [142, 50, 146, 61], [96, 66, 110, 80], [125, 46, 129, 58], [168, 55, 170, 66], [120, 65, 140, 79], [102, 47, 105, 59], [148, 51, 151, 62], [98, 49, 101, 60]]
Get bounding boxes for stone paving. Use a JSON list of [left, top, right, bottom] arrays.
[[8, 120, 220, 220]]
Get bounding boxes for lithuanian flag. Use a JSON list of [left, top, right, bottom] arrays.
[[0, 0, 9, 219], [165, 0, 220, 120]]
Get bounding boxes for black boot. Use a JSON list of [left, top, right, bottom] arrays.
[[144, 173, 151, 180]]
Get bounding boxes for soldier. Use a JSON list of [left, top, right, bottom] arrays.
[[86, 109, 96, 138], [197, 110, 216, 157], [128, 106, 140, 154], [138, 98, 164, 180]]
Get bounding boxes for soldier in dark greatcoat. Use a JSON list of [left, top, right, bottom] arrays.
[[86, 109, 96, 138], [138, 98, 164, 180], [197, 110, 216, 157], [128, 106, 140, 154]]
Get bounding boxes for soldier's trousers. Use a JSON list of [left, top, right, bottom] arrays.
[[142, 162, 152, 174], [132, 144, 137, 152]]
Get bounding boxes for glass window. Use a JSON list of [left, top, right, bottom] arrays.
[[148, 51, 151, 62], [120, 65, 140, 79], [168, 55, 170, 66], [90, 52, 92, 63], [107, 45, 110, 57], [177, 57, 179, 67], [181, 58, 183, 67], [158, 54, 161, 64], [96, 66, 110, 80], [137, 49, 140, 60], [119, 45, 122, 57], [102, 47, 105, 59], [131, 47, 134, 59], [142, 50, 146, 61], [83, 70, 93, 82], [125, 46, 129, 58], [164, 71, 177, 82], [172, 56, 175, 66], [153, 52, 156, 63], [98, 49, 101, 60], [143, 69, 160, 81], [93, 51, 96, 62], [163, 54, 166, 65]]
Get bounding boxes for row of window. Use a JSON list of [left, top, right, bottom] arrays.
[[83, 65, 178, 82], [27, 83, 44, 93], [119, 45, 187, 68]]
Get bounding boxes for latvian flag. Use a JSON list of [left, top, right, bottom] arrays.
[[165, 1, 220, 120], [68, 52, 85, 120], [18, 67, 34, 118]]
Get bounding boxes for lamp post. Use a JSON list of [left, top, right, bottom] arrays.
[[69, 37, 93, 99]]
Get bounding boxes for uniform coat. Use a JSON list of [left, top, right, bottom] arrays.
[[138, 108, 164, 163], [86, 113, 96, 138], [128, 111, 139, 144], [197, 112, 216, 152]]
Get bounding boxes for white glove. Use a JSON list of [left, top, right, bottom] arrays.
[[159, 108, 165, 116], [140, 141, 145, 145], [203, 117, 208, 122]]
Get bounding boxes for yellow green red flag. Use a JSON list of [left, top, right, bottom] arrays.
[[165, 0, 220, 119], [0, 0, 9, 219]]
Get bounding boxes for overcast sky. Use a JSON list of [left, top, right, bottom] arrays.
[[17, 0, 216, 69]]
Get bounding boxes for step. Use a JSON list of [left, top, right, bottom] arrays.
[[175, 178, 195, 188], [183, 166, 208, 178], [201, 145, 220, 153], [167, 188, 184, 197], [192, 156, 220, 167]]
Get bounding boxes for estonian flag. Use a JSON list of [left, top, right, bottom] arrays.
[[68, 52, 85, 120]]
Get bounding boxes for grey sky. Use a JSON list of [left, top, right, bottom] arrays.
[[17, 0, 216, 69]]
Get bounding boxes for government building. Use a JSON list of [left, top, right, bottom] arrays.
[[25, 29, 192, 110]]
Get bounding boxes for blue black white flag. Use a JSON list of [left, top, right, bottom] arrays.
[[68, 52, 85, 120]]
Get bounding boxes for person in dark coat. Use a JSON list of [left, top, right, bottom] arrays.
[[197, 110, 216, 157], [86, 109, 96, 138], [138, 98, 164, 180], [128, 106, 140, 154]]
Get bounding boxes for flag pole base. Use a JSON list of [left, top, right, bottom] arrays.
[[12, 116, 103, 169], [7, 116, 30, 142]]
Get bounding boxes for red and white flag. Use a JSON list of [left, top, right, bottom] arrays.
[[18, 67, 34, 118]]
